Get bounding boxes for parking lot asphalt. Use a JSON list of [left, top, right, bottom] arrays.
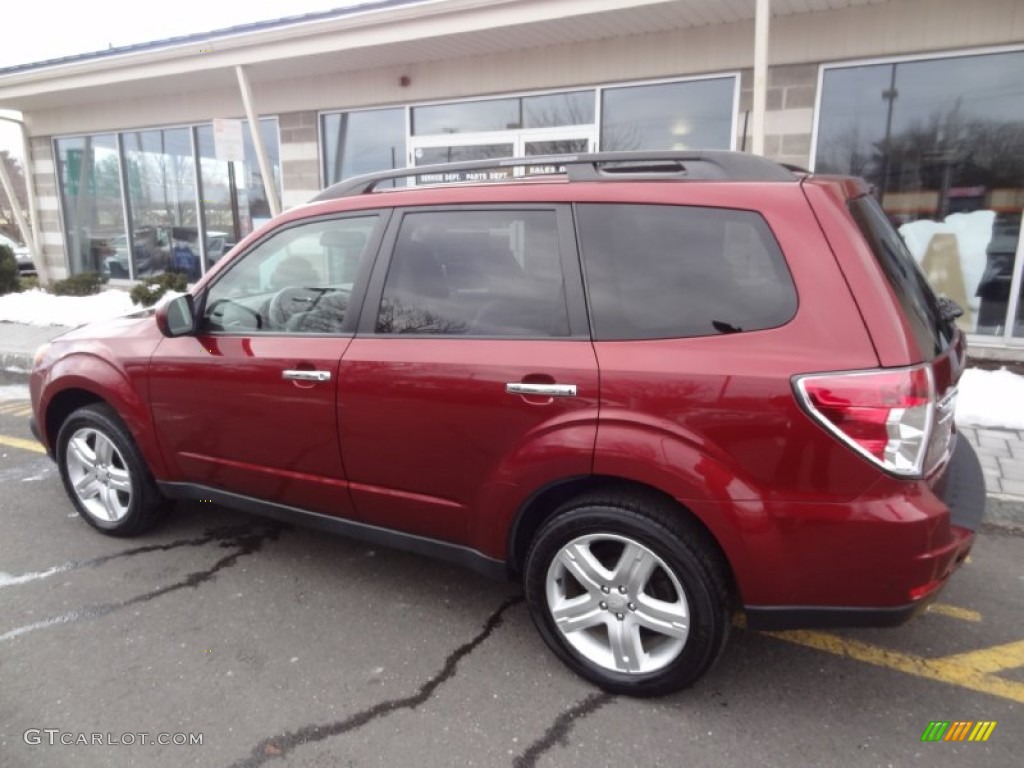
[[0, 389, 1022, 768]]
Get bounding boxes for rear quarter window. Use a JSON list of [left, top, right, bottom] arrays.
[[576, 203, 797, 340], [848, 195, 952, 359]]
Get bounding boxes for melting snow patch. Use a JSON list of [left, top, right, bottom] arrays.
[[956, 368, 1024, 430], [0, 289, 138, 327], [0, 384, 30, 401]]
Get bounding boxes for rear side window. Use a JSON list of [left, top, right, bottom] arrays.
[[576, 204, 797, 340], [848, 195, 952, 359], [375, 209, 569, 336]]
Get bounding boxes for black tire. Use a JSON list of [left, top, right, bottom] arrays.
[[56, 403, 169, 537], [523, 489, 731, 697]]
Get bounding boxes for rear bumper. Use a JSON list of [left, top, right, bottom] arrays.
[[744, 438, 985, 631], [936, 433, 986, 533]]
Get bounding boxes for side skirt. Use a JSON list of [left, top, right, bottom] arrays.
[[158, 482, 510, 582]]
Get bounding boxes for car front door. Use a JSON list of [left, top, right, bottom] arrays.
[[149, 212, 385, 517], [337, 206, 599, 553]]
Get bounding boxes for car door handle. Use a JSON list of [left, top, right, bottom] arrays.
[[282, 369, 332, 382], [505, 382, 577, 397]]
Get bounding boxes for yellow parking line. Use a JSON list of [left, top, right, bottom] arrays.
[[936, 639, 1024, 675], [0, 435, 45, 454], [928, 603, 983, 622], [760, 629, 1024, 704]]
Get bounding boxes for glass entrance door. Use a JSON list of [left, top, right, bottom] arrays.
[[408, 128, 595, 184], [519, 127, 594, 158]]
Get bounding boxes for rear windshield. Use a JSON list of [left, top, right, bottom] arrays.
[[848, 195, 953, 359]]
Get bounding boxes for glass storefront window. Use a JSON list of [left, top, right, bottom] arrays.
[[412, 98, 521, 135], [55, 134, 128, 277], [522, 91, 594, 128], [601, 77, 736, 151], [322, 108, 405, 188], [122, 128, 199, 279], [815, 50, 1024, 339], [197, 118, 281, 271], [57, 119, 280, 279], [414, 144, 515, 165], [411, 91, 596, 136]]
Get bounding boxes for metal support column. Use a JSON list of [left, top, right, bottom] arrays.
[[234, 65, 281, 217], [0, 114, 47, 283], [751, 0, 771, 156]]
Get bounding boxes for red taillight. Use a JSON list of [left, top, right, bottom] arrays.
[[794, 365, 944, 477]]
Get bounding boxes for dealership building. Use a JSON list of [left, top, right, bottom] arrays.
[[0, 0, 1022, 351]]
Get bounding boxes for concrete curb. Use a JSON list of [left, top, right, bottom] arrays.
[[984, 496, 1024, 531]]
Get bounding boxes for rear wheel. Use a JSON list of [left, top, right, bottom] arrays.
[[56, 404, 168, 536], [524, 490, 731, 696]]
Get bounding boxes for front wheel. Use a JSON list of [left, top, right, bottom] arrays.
[[523, 491, 731, 696], [56, 404, 168, 536]]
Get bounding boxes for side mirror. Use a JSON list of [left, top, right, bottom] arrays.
[[155, 294, 196, 337]]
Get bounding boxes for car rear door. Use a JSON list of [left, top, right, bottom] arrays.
[[336, 205, 599, 555]]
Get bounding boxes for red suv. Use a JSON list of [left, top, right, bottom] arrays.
[[30, 151, 985, 696]]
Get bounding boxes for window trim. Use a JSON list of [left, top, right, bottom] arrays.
[[356, 204, 589, 341], [195, 209, 391, 338]]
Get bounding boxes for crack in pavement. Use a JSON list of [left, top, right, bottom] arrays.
[[512, 692, 615, 768], [0, 524, 285, 643], [0, 524, 270, 589], [228, 595, 524, 768]]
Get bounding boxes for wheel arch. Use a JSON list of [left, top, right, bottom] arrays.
[[507, 475, 739, 602], [44, 388, 104, 454], [41, 355, 168, 479]]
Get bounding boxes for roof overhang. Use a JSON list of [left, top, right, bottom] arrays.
[[0, 0, 890, 113]]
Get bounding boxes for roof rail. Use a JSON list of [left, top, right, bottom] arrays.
[[311, 150, 796, 201]]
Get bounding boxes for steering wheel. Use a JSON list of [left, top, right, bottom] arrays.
[[205, 297, 263, 330]]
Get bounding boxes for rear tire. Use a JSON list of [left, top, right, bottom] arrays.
[[523, 489, 731, 696], [56, 404, 168, 537]]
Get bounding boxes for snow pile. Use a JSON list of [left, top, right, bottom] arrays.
[[899, 211, 994, 332], [956, 367, 1024, 430], [0, 289, 138, 328]]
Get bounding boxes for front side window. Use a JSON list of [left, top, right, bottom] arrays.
[[202, 216, 379, 334], [577, 204, 796, 340], [376, 210, 568, 337]]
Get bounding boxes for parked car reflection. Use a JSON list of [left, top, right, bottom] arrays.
[[101, 227, 229, 280]]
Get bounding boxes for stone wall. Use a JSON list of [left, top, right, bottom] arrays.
[[738, 63, 818, 169], [28, 138, 67, 280], [278, 111, 320, 209]]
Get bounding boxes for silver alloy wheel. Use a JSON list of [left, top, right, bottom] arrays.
[[65, 427, 133, 523], [545, 533, 689, 675]]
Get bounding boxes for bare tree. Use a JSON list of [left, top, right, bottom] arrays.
[[0, 150, 28, 240]]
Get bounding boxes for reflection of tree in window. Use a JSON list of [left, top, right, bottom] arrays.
[[375, 298, 470, 335]]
